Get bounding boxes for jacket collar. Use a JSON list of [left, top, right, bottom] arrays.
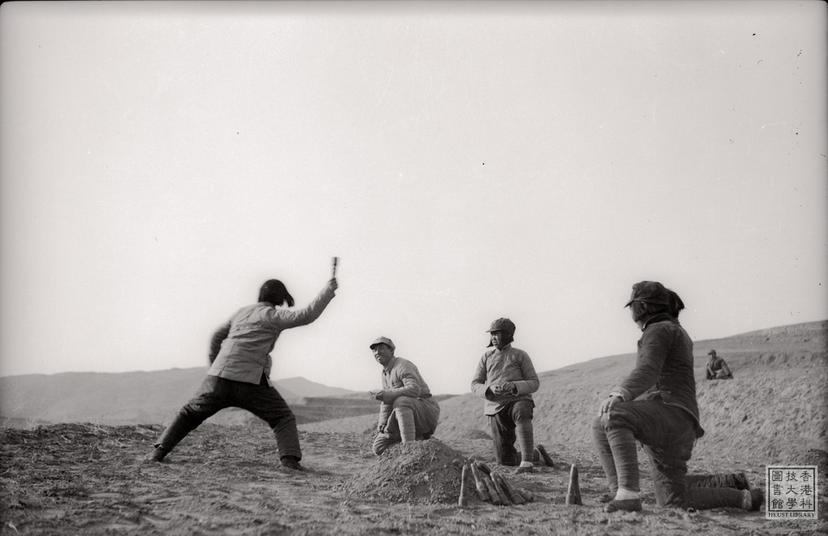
[[641, 313, 676, 331], [382, 356, 398, 373]]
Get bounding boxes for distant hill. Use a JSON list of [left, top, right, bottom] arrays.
[[303, 320, 828, 468], [0, 368, 357, 426], [3, 319, 826, 465], [276, 376, 353, 399]]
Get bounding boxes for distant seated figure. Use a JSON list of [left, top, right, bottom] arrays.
[[705, 350, 733, 380], [368, 336, 440, 455]]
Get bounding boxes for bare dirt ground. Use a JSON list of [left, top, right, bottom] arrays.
[[2, 322, 826, 535], [2, 421, 826, 536]]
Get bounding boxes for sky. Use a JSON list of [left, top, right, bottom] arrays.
[[0, 1, 825, 395]]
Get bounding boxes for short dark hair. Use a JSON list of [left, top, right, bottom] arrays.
[[258, 279, 294, 307]]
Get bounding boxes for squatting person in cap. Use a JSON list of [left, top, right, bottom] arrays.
[[592, 281, 762, 512], [148, 272, 338, 470], [471, 318, 539, 474], [705, 349, 733, 380], [369, 336, 440, 455]]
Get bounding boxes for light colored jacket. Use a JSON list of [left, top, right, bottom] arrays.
[[207, 281, 336, 385], [376, 357, 439, 434], [471, 344, 539, 416]]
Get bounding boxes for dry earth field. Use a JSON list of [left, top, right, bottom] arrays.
[[1, 321, 827, 535]]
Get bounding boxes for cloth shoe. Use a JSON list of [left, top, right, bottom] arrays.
[[598, 493, 615, 503], [280, 456, 304, 471], [733, 472, 751, 490], [605, 498, 642, 513], [146, 447, 167, 462], [515, 465, 534, 474]]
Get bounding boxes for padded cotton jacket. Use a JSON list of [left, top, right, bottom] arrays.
[[207, 281, 336, 385], [611, 313, 704, 437]]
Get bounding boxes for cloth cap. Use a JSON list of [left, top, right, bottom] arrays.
[[624, 281, 670, 307], [369, 336, 395, 352], [486, 317, 516, 335], [708, 349, 717, 356]]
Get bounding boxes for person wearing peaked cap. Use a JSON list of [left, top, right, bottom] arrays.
[[471, 317, 540, 474], [148, 272, 338, 471], [368, 336, 440, 455], [705, 349, 734, 380], [592, 281, 762, 513]]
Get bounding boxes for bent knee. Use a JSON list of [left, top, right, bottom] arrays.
[[391, 396, 418, 410], [512, 400, 534, 422]]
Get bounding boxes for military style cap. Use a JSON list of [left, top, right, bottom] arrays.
[[486, 317, 516, 335], [708, 349, 717, 356], [624, 281, 670, 307], [369, 336, 395, 352]]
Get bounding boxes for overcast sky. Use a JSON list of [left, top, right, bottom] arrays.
[[1, 1, 825, 395]]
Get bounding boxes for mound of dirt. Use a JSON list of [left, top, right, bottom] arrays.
[[341, 439, 465, 504]]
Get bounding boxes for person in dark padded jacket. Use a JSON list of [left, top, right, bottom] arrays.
[[593, 281, 762, 513]]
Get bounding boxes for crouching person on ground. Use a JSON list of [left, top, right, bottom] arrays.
[[369, 336, 440, 455], [705, 349, 734, 380], [471, 318, 540, 474], [592, 281, 763, 513]]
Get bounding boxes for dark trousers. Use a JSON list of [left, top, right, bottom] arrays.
[[593, 400, 745, 509], [488, 399, 534, 466], [155, 375, 301, 460]]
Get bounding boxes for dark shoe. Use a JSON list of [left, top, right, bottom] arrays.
[[280, 456, 304, 471], [605, 498, 642, 513], [733, 472, 751, 490], [742, 489, 763, 511], [146, 447, 167, 462], [598, 493, 615, 504]]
